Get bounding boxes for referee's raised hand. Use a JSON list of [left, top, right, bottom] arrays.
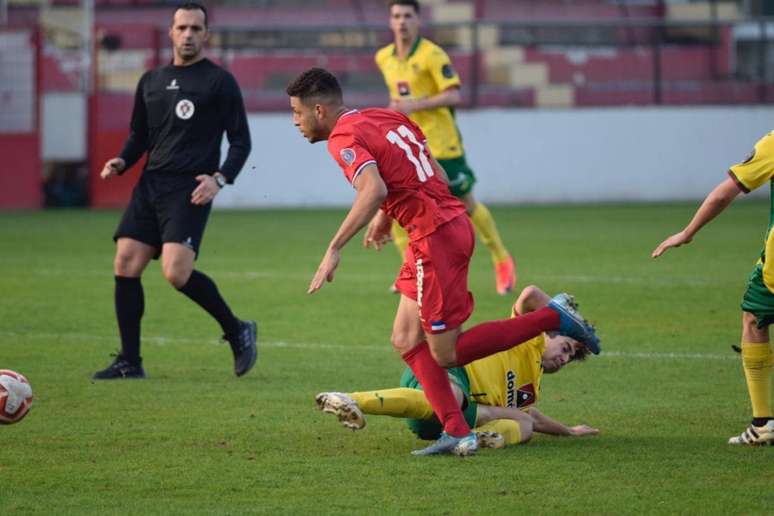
[[100, 157, 125, 180], [191, 174, 221, 205]]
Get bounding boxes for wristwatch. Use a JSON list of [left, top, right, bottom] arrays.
[[213, 174, 226, 189]]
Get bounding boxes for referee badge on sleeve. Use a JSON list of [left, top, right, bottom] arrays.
[[175, 99, 195, 120]]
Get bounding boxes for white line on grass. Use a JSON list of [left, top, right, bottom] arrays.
[[20, 268, 726, 287], [0, 331, 738, 360]]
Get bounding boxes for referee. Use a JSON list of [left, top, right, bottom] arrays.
[[94, 2, 255, 379]]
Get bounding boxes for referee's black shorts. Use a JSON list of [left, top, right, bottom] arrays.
[[114, 172, 212, 259]]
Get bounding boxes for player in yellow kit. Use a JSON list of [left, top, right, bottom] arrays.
[[316, 285, 599, 448], [653, 131, 774, 445], [375, 0, 516, 295]]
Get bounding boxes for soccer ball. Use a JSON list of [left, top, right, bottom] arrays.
[[0, 369, 33, 425]]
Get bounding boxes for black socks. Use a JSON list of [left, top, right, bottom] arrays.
[[178, 270, 240, 338], [115, 275, 144, 365]]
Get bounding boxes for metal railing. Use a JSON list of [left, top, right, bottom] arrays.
[[88, 17, 774, 109]]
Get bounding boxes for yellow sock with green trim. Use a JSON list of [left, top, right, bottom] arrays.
[[741, 342, 774, 418], [470, 203, 509, 264], [475, 419, 523, 445], [391, 220, 409, 262], [349, 388, 434, 420]]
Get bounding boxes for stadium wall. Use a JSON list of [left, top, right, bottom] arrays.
[[215, 106, 774, 208]]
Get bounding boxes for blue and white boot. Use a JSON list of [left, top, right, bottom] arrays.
[[547, 293, 601, 355], [411, 431, 478, 457]]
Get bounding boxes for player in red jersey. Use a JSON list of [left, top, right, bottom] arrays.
[[286, 68, 600, 456]]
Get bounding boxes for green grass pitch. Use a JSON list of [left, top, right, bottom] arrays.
[[1, 202, 773, 514]]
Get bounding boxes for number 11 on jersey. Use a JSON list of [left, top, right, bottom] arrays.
[[386, 125, 434, 182]]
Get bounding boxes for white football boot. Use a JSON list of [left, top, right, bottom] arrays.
[[315, 392, 366, 430], [476, 431, 506, 449], [728, 420, 774, 445]]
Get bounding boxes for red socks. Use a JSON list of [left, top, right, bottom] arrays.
[[454, 306, 560, 365], [398, 307, 561, 438], [401, 341, 470, 437]]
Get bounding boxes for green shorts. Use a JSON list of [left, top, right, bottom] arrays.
[[741, 262, 774, 328], [399, 366, 478, 440], [438, 155, 477, 198]]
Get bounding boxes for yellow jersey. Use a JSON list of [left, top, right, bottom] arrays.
[[729, 131, 774, 288], [375, 37, 463, 160], [464, 335, 545, 410]]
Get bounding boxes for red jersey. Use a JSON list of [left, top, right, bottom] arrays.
[[327, 108, 466, 240]]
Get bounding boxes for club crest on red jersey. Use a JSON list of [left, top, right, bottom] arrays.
[[340, 148, 356, 166]]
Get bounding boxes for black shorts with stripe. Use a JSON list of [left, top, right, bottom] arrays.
[[114, 172, 211, 259]]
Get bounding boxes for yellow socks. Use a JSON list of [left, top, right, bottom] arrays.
[[349, 388, 435, 420], [470, 203, 509, 264], [391, 220, 409, 261], [741, 342, 774, 418], [475, 419, 523, 445]]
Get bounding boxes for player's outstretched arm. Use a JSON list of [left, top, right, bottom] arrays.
[[308, 165, 387, 294], [652, 177, 742, 258], [527, 407, 599, 437]]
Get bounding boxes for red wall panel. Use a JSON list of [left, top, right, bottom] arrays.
[[0, 134, 41, 209], [89, 129, 141, 208]]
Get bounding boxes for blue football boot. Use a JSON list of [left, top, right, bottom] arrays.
[[547, 293, 601, 355], [411, 431, 478, 457]]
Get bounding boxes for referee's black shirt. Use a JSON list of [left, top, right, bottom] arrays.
[[119, 59, 251, 184]]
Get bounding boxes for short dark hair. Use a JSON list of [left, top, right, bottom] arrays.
[[174, 2, 208, 27], [389, 0, 420, 14], [572, 343, 590, 363], [286, 68, 343, 105]]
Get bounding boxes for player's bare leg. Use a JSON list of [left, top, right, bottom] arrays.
[[729, 312, 774, 445], [160, 242, 195, 288], [425, 328, 462, 368], [115, 237, 155, 278], [390, 294, 426, 355]]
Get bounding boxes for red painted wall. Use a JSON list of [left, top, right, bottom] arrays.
[[89, 93, 140, 208], [0, 134, 41, 209]]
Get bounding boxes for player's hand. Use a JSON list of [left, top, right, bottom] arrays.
[[308, 247, 340, 294], [651, 231, 692, 258], [364, 212, 393, 250], [568, 425, 599, 436], [191, 174, 220, 205], [100, 158, 125, 180]]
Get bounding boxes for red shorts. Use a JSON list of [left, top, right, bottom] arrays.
[[394, 214, 475, 334]]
